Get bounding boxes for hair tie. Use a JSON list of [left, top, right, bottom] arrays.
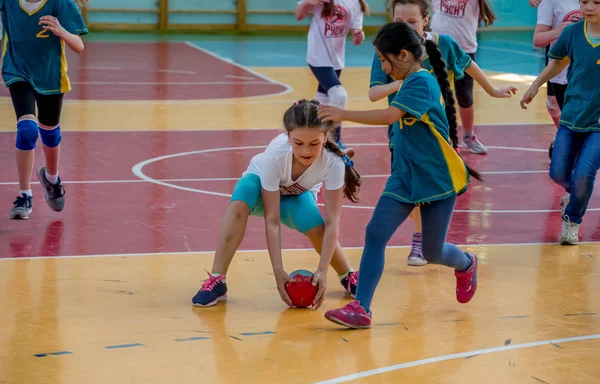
[[293, 101, 300, 106], [454, 147, 460, 154], [342, 155, 354, 168]]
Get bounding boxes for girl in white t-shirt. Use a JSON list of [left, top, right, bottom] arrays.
[[296, 0, 369, 155], [431, 0, 496, 154], [533, 0, 581, 158], [192, 99, 362, 309]]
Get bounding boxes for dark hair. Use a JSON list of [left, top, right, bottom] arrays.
[[389, 0, 432, 32], [323, 0, 370, 18], [282, 99, 362, 202], [373, 22, 482, 181], [478, 0, 496, 27]]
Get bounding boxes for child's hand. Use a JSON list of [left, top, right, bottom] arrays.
[[491, 86, 518, 98], [39, 16, 65, 38], [352, 29, 365, 46], [317, 105, 344, 122], [520, 86, 539, 109]]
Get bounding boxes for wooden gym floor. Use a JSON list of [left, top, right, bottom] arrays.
[[0, 37, 598, 383]]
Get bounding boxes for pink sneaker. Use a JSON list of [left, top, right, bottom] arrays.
[[455, 252, 478, 304], [324, 301, 372, 329]]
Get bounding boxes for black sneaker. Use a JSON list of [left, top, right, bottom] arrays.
[[9, 194, 33, 220], [340, 271, 359, 298], [37, 167, 65, 212]]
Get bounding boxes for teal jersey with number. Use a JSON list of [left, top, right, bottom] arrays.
[[369, 32, 473, 142], [0, 0, 88, 95], [548, 20, 600, 132], [384, 69, 469, 204]]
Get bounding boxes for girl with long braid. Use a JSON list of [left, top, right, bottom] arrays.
[[368, 0, 516, 267], [318, 22, 480, 329]]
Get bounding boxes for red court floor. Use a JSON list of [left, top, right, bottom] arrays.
[[0, 42, 289, 101], [2, 124, 600, 259]]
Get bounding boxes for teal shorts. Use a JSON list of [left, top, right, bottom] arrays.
[[230, 173, 324, 234]]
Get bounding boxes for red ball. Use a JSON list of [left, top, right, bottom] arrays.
[[285, 270, 317, 308]]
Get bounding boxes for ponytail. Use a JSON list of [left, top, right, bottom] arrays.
[[324, 138, 362, 202], [359, 0, 370, 14], [322, 1, 335, 18], [323, 0, 370, 18], [424, 40, 483, 182], [478, 0, 496, 27]]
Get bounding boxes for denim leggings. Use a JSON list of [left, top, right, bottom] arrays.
[[355, 195, 472, 313], [549, 125, 600, 224]]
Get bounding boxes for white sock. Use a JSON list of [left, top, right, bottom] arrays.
[[211, 273, 225, 280], [338, 268, 354, 281], [45, 169, 59, 185], [20, 190, 32, 197]]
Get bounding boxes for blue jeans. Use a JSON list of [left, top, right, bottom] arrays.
[[355, 195, 471, 312], [549, 125, 600, 224]]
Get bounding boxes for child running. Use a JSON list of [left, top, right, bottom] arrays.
[[296, 0, 369, 155], [192, 100, 361, 309], [532, 0, 581, 158], [1, 0, 88, 220], [521, 0, 600, 245], [368, 0, 516, 266], [319, 22, 480, 329]]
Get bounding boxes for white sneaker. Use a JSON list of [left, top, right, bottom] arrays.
[[560, 193, 570, 216], [559, 217, 579, 245], [463, 135, 488, 154]]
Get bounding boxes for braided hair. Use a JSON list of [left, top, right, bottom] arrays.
[[373, 22, 482, 181]]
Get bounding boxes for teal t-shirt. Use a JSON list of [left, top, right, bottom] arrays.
[[0, 0, 88, 95], [369, 32, 473, 141], [383, 69, 469, 204], [548, 20, 600, 132]]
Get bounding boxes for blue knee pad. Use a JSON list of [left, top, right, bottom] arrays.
[[39, 125, 62, 148], [16, 119, 39, 150]]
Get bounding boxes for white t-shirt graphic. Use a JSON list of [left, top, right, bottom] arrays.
[[537, 0, 581, 85], [431, 0, 480, 54], [305, 0, 364, 70], [244, 134, 345, 198]]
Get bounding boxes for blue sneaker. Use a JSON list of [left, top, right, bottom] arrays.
[[192, 271, 228, 307]]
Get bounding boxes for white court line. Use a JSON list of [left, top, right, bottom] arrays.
[[157, 69, 197, 75], [314, 333, 600, 384], [0, 123, 556, 132], [128, 143, 595, 214], [0, 170, 550, 186], [79, 66, 124, 71], [184, 41, 293, 98], [66, 81, 273, 85], [225, 74, 255, 80], [5, 241, 600, 261]]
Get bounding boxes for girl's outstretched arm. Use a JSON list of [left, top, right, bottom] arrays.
[[464, 61, 517, 98], [318, 105, 404, 126], [520, 58, 569, 109]]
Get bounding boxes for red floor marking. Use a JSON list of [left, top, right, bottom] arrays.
[[0, 42, 287, 101], [2, 124, 599, 259]]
